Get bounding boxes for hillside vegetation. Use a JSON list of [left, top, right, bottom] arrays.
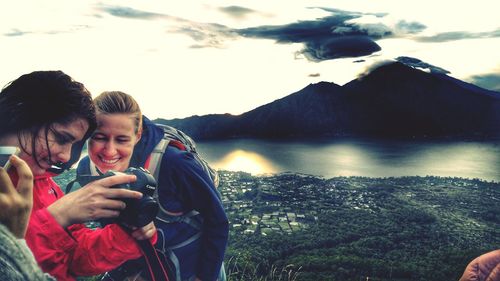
[[218, 172, 499, 281], [54, 171, 500, 281]]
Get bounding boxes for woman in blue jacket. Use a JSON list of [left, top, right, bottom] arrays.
[[76, 91, 228, 281]]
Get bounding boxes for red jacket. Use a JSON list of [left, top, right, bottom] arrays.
[[24, 174, 155, 281]]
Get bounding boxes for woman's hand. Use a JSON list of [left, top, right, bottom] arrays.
[[0, 155, 34, 238], [47, 174, 143, 228], [130, 222, 156, 240]]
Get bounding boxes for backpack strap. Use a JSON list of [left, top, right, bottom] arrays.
[[148, 138, 170, 190], [65, 161, 102, 194], [167, 232, 203, 281], [156, 229, 203, 281], [148, 137, 187, 199], [156, 209, 202, 230]]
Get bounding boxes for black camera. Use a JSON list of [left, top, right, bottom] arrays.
[[100, 167, 159, 228]]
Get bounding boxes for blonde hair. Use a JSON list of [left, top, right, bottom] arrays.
[[94, 91, 143, 134]]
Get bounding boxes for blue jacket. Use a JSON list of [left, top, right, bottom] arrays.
[[77, 117, 229, 281]]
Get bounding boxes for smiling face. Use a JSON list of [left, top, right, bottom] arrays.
[[88, 113, 141, 173]]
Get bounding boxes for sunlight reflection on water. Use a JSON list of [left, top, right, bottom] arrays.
[[211, 149, 278, 175], [198, 139, 500, 181]]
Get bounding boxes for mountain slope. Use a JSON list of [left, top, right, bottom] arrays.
[[342, 62, 500, 136], [156, 62, 500, 140]]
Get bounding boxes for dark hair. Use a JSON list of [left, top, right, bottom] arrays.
[[0, 70, 97, 167], [94, 91, 143, 134]]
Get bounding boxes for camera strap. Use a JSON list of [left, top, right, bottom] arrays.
[[136, 237, 171, 281], [100, 231, 171, 281]]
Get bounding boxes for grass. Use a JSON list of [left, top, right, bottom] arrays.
[[226, 255, 302, 281]]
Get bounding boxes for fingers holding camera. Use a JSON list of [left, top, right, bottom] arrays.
[[47, 174, 141, 228], [130, 222, 156, 240], [95, 174, 142, 198], [0, 155, 34, 238]]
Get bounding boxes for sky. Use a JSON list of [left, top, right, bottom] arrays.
[[0, 0, 499, 120]]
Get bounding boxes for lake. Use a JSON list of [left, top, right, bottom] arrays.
[[196, 138, 500, 182]]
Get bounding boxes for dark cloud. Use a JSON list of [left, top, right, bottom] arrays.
[[395, 56, 450, 74], [416, 29, 500, 42], [308, 73, 320, 77], [239, 14, 368, 42], [236, 11, 390, 61], [468, 73, 500, 92], [219, 6, 255, 19], [301, 36, 381, 61]]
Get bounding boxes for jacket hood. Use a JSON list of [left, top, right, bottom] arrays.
[[129, 116, 164, 167]]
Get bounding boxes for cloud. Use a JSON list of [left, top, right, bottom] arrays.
[[239, 13, 370, 42], [3, 25, 90, 37], [395, 56, 450, 74], [395, 20, 426, 34], [171, 23, 238, 48], [98, 5, 166, 20], [317, 7, 387, 18], [308, 73, 320, 77], [330, 22, 391, 38], [4, 29, 30, 36], [468, 73, 500, 92], [416, 29, 500, 42], [357, 60, 395, 78], [95, 6, 432, 61], [300, 36, 381, 61], [97, 5, 236, 48], [357, 56, 449, 79], [219, 6, 256, 19], [236, 10, 388, 61]]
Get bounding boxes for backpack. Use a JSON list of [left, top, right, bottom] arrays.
[[147, 124, 225, 281], [148, 124, 220, 191], [121, 124, 225, 281]]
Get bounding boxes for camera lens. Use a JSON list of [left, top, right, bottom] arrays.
[[134, 199, 159, 227]]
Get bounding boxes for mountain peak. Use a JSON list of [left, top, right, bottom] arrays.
[[301, 81, 341, 92], [158, 61, 500, 140]]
